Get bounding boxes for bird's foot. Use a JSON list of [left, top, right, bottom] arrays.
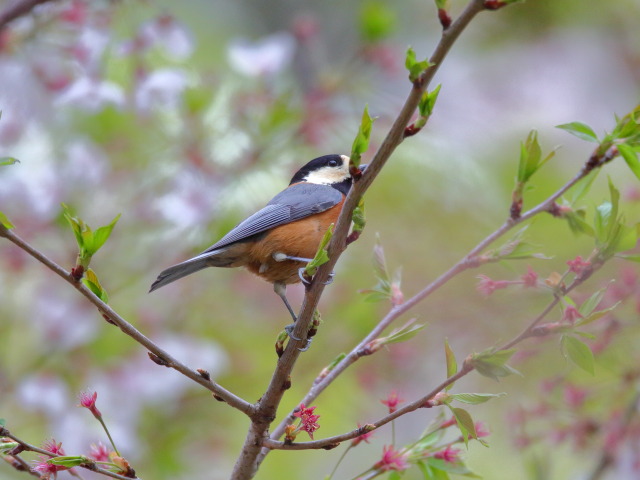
[[298, 268, 335, 285], [284, 322, 311, 351], [323, 272, 335, 285], [298, 267, 312, 284]]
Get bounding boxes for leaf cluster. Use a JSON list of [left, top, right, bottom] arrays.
[[405, 47, 432, 83], [62, 204, 121, 269], [350, 105, 375, 168]]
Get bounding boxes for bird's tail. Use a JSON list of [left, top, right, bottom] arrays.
[[149, 249, 226, 292]]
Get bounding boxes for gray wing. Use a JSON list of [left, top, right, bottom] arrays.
[[201, 183, 342, 253]]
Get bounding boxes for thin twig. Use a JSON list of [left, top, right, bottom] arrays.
[[0, 0, 59, 31], [1, 453, 42, 478], [262, 265, 597, 451], [0, 226, 254, 417], [2, 430, 133, 480]]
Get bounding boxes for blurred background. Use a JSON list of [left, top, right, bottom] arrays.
[[1, 0, 639, 478]]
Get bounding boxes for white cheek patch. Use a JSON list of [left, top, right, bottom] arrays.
[[305, 165, 349, 185]]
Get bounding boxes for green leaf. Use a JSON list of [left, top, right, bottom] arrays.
[[47, 456, 92, 468], [608, 178, 620, 235], [405, 47, 432, 83], [426, 458, 482, 477], [88, 213, 121, 255], [305, 223, 333, 277], [574, 331, 597, 340], [450, 392, 506, 405], [0, 157, 19, 166], [434, 0, 449, 9], [470, 348, 522, 381], [578, 286, 608, 317], [449, 406, 477, 445], [418, 84, 442, 118], [82, 268, 109, 303], [556, 122, 599, 143], [618, 143, 640, 181], [517, 130, 542, 183], [563, 209, 595, 237], [372, 234, 390, 282], [62, 203, 86, 251], [444, 338, 457, 387], [594, 202, 612, 244], [361, 235, 392, 302], [359, 0, 396, 42], [486, 226, 551, 261], [350, 105, 375, 166], [560, 335, 595, 375], [0, 211, 14, 229], [0, 441, 19, 453], [611, 104, 640, 140], [351, 196, 366, 233], [385, 320, 426, 344], [576, 301, 620, 327], [412, 429, 444, 453]]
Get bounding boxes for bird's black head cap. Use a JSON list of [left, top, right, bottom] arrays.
[[289, 154, 349, 185]]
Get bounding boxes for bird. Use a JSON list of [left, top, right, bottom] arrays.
[[150, 154, 365, 322]]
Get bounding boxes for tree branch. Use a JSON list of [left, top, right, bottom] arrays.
[[0, 0, 59, 31], [0, 226, 255, 417], [262, 261, 602, 452], [1, 429, 132, 480], [228, 1, 490, 475]]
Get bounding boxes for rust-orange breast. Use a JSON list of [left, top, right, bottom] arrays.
[[245, 197, 344, 284]]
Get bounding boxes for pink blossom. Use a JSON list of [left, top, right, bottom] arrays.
[[33, 440, 68, 475], [391, 283, 404, 305], [293, 404, 320, 440], [434, 446, 461, 463], [351, 424, 374, 447], [476, 275, 510, 296], [567, 256, 591, 276], [381, 390, 404, 413], [374, 445, 409, 472], [520, 266, 538, 288], [78, 390, 102, 418], [562, 305, 583, 324], [89, 442, 112, 462], [440, 416, 457, 429]]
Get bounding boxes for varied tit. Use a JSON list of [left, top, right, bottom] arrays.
[[150, 154, 365, 321]]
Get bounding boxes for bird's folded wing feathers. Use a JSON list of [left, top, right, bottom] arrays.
[[202, 183, 342, 253]]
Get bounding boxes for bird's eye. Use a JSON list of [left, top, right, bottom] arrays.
[[328, 159, 339, 167]]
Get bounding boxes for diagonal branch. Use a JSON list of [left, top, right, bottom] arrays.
[[0, 0, 59, 31], [262, 264, 600, 452], [0, 226, 255, 417], [230, 0, 490, 476]]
